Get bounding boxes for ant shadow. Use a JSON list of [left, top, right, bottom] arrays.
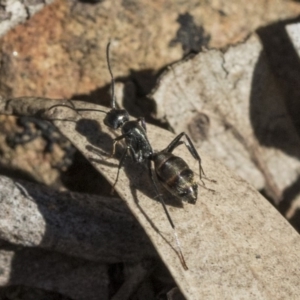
[[74, 116, 186, 257], [74, 117, 184, 209]]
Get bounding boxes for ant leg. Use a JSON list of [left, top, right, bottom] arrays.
[[148, 160, 188, 270], [148, 160, 174, 228], [164, 132, 205, 181], [107, 139, 119, 159], [106, 133, 129, 159], [107, 132, 142, 163], [137, 117, 147, 132], [110, 147, 129, 194], [197, 182, 216, 193]]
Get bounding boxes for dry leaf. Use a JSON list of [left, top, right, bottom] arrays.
[[1, 1, 300, 99], [1, 97, 300, 299], [151, 34, 300, 204], [0, 240, 108, 300], [0, 175, 154, 263]]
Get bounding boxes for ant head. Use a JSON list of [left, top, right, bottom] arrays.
[[104, 108, 129, 129]]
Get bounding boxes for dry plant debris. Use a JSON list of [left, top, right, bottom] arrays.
[[151, 34, 300, 205], [0, 174, 154, 300], [1, 1, 300, 299], [1, 0, 300, 99], [0, 97, 300, 299]]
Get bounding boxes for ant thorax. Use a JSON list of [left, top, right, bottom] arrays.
[[121, 120, 153, 162]]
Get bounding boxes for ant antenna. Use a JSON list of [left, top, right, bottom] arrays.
[[106, 42, 116, 109]]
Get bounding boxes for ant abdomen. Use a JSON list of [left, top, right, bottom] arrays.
[[153, 152, 198, 204]]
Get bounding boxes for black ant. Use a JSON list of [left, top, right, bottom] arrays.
[[48, 42, 207, 270]]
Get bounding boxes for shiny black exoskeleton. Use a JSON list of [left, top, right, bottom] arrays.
[[104, 106, 203, 205]]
